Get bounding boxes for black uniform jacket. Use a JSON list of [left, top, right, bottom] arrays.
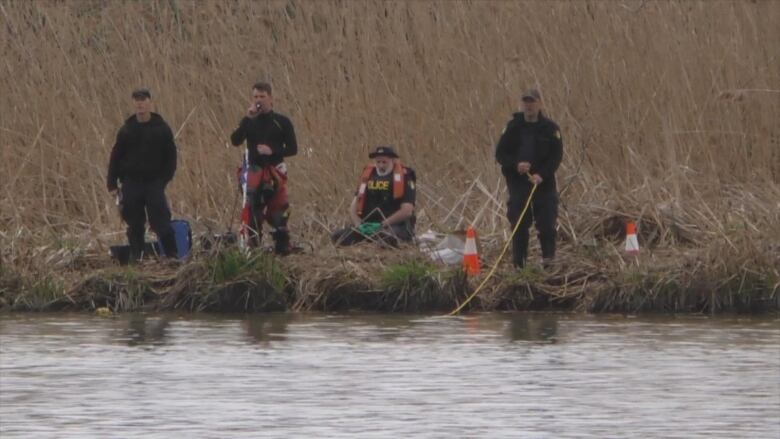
[[107, 113, 177, 190], [495, 112, 563, 192]]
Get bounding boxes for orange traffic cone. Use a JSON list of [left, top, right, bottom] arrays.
[[625, 221, 640, 255], [463, 226, 481, 276]]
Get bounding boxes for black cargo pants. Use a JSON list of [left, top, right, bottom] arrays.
[[120, 179, 176, 260], [507, 184, 558, 268]]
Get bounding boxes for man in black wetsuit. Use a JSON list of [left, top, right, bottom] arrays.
[[230, 82, 298, 254]]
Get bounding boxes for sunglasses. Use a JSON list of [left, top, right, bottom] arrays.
[[521, 97, 538, 103]]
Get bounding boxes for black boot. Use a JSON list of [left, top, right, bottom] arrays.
[[272, 229, 291, 256], [512, 234, 528, 269], [160, 232, 178, 258], [539, 232, 557, 260], [127, 226, 145, 264]]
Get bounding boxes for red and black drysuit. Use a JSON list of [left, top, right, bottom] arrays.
[[230, 111, 298, 254]]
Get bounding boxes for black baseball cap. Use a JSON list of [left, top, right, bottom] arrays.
[[131, 88, 152, 99], [368, 145, 399, 159], [521, 88, 541, 101]]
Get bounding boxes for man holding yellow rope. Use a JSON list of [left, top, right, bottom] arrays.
[[495, 88, 563, 268]]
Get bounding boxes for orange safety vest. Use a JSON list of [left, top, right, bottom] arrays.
[[355, 161, 406, 218]]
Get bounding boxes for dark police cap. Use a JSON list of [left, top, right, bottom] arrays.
[[368, 145, 399, 159], [521, 88, 541, 101], [131, 88, 152, 99]]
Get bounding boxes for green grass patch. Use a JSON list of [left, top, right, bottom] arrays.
[[209, 248, 285, 290], [10, 274, 67, 311], [77, 266, 155, 312], [380, 259, 439, 292], [504, 264, 546, 284], [379, 260, 461, 312], [181, 248, 289, 312], [113, 268, 152, 312]]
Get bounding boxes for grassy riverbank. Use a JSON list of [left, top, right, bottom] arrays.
[[2, 217, 777, 314]]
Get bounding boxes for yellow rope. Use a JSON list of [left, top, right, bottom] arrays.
[[449, 182, 538, 315]]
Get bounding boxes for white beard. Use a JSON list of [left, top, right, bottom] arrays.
[[375, 167, 392, 177]]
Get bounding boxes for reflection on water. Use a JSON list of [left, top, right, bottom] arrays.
[[122, 314, 172, 347], [242, 313, 293, 345], [1, 312, 778, 438], [508, 314, 559, 343]]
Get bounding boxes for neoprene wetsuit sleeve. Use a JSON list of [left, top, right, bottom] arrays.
[[275, 116, 298, 158], [230, 117, 249, 146]]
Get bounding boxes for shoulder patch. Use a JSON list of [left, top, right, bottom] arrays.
[[409, 180, 415, 190], [554, 130, 561, 139]]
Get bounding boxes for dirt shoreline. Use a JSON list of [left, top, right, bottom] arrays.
[[2, 241, 777, 315]]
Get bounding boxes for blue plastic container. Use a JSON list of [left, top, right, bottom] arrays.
[[157, 219, 192, 259]]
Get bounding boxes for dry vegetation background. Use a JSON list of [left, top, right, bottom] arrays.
[[1, 0, 778, 259]]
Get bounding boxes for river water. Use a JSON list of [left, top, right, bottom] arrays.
[[1, 312, 778, 438]]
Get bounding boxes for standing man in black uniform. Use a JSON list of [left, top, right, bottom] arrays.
[[331, 146, 417, 247], [230, 82, 298, 254], [107, 88, 178, 262], [495, 88, 563, 268]]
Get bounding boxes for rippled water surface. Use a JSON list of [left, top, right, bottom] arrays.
[[1, 312, 779, 438]]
